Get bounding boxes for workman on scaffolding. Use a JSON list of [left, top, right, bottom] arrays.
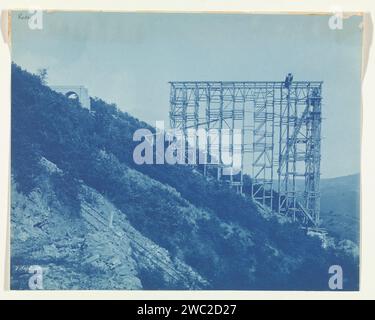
[[284, 73, 293, 88]]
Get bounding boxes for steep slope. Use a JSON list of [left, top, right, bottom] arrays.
[[11, 158, 207, 289], [11, 64, 359, 290]]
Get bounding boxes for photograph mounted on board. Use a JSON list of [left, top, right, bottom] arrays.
[[9, 11, 362, 290]]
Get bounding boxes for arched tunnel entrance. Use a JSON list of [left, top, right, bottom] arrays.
[[65, 91, 79, 100]]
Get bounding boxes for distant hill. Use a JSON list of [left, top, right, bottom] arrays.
[[319, 174, 360, 244], [10, 64, 359, 290]]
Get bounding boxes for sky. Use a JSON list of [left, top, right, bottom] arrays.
[[11, 12, 363, 178]]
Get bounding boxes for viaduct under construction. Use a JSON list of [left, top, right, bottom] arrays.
[[169, 74, 322, 229]]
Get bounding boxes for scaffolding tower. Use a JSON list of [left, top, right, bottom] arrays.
[[169, 76, 322, 227]]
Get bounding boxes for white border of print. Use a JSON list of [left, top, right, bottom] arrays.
[[0, 0, 374, 300]]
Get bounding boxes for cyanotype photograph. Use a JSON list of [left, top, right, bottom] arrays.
[[9, 11, 362, 290]]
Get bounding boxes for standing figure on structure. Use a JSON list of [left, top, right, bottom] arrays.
[[284, 73, 293, 88]]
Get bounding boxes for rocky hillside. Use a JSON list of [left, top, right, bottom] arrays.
[[10, 64, 359, 290], [11, 158, 207, 289]]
